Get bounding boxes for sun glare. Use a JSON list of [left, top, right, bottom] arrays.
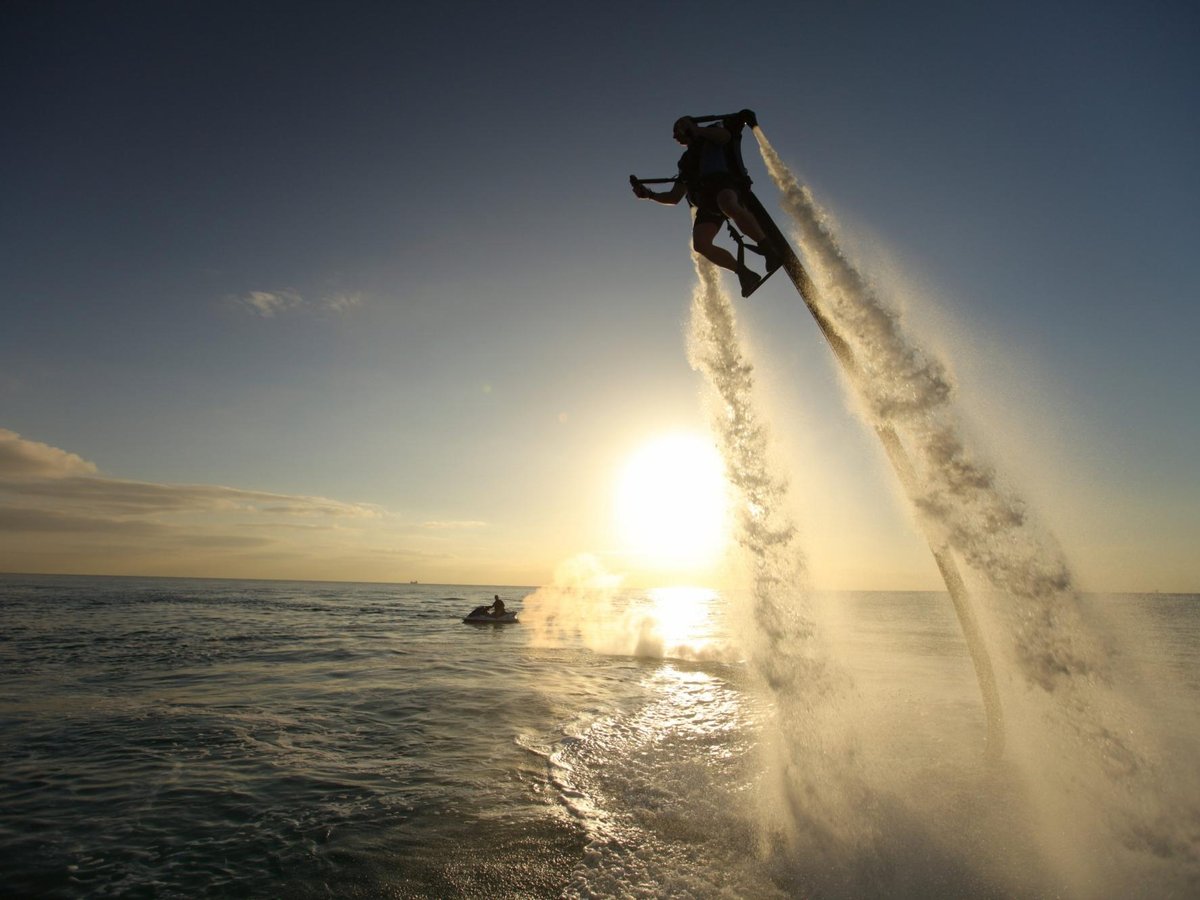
[[615, 433, 729, 572]]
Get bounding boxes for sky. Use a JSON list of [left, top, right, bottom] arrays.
[[2, 0, 1197, 590]]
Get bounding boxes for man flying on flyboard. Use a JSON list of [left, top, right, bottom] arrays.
[[631, 110, 783, 297], [632, 108, 1007, 759]]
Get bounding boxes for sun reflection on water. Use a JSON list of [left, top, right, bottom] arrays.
[[644, 586, 720, 658], [644, 664, 752, 745]]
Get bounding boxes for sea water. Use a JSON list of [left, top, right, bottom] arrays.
[[1, 574, 1197, 898]]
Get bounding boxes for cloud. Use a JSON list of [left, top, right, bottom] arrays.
[[0, 429, 381, 548], [186, 534, 278, 550], [0, 428, 484, 581], [6, 475, 381, 519], [237, 289, 305, 318], [233, 290, 365, 318], [0, 428, 97, 478], [323, 292, 363, 313], [0, 432, 381, 520], [0, 506, 161, 535]]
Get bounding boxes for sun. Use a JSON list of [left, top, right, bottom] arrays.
[[615, 433, 730, 573]]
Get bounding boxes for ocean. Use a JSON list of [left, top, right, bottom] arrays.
[[1, 574, 1197, 898]]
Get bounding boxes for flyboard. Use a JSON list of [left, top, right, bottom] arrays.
[[631, 109, 1005, 759]]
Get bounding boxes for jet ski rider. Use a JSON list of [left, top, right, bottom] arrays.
[[489, 595, 506, 618]]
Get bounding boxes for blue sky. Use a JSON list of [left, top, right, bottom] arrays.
[[2, 1, 1197, 588]]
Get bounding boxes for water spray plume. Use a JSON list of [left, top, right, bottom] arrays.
[[521, 556, 645, 657], [686, 253, 879, 863], [752, 125, 1088, 687], [521, 555, 730, 661], [739, 127, 1006, 761], [751, 125, 1199, 892]]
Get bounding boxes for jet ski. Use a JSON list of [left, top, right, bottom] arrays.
[[462, 605, 519, 624]]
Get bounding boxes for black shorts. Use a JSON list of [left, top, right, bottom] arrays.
[[689, 175, 739, 227]]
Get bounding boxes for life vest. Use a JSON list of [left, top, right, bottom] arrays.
[[676, 119, 753, 190]]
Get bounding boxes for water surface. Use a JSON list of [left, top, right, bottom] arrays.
[[1, 575, 1196, 897]]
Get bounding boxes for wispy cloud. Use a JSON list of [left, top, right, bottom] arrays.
[[323, 292, 363, 313], [0, 505, 161, 535], [0, 429, 474, 581], [236, 289, 304, 318], [233, 289, 365, 318], [0, 430, 375, 519], [422, 520, 487, 530], [9, 477, 382, 518], [0, 428, 97, 478]]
